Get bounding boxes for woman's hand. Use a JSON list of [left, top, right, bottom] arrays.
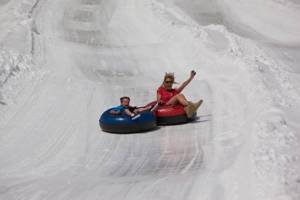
[[190, 70, 196, 79], [177, 70, 196, 93], [158, 99, 164, 105]]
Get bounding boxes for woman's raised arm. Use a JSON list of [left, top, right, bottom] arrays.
[[176, 70, 196, 93]]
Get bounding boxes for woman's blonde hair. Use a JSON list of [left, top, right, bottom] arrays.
[[163, 72, 175, 82]]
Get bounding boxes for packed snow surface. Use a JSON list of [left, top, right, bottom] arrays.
[[0, 0, 300, 200]]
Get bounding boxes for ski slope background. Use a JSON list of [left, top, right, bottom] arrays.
[[0, 0, 300, 199]]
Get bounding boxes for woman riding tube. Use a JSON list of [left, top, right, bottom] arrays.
[[157, 70, 203, 118]]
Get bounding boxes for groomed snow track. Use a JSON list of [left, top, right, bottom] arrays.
[[0, 0, 300, 200]]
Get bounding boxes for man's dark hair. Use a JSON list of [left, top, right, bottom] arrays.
[[120, 96, 130, 102]]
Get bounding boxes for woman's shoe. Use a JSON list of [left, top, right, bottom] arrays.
[[193, 99, 203, 110], [184, 103, 196, 118]]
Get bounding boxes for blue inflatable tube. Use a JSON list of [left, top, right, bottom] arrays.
[[99, 109, 157, 133]]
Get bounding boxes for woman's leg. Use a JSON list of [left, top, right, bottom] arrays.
[[166, 94, 189, 106]]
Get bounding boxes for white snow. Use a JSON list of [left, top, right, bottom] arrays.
[[0, 0, 299, 200], [216, 0, 300, 46]]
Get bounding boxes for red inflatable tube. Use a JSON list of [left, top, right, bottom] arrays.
[[146, 101, 196, 125]]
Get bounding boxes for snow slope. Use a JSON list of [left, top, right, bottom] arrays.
[[0, 0, 299, 200]]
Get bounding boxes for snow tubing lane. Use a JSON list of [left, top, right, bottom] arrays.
[[147, 101, 196, 125], [99, 109, 157, 133]]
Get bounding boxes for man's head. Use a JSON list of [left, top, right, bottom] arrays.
[[120, 96, 130, 106]]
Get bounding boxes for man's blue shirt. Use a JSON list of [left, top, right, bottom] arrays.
[[111, 105, 126, 113]]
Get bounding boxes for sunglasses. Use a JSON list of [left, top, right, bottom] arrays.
[[165, 80, 174, 84]]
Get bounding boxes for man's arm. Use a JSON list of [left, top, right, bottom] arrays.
[[135, 106, 151, 113], [176, 70, 196, 93], [124, 108, 135, 117]]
